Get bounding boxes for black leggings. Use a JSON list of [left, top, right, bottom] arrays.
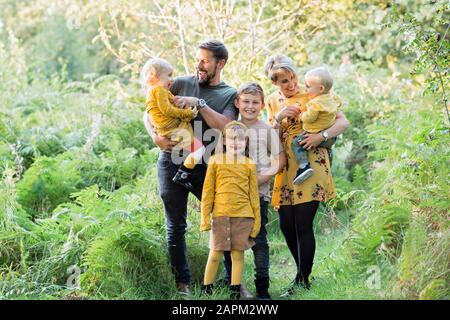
[[278, 201, 319, 283]]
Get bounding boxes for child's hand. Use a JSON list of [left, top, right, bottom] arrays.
[[191, 106, 199, 118], [200, 224, 211, 232], [174, 96, 198, 109], [250, 230, 259, 238]]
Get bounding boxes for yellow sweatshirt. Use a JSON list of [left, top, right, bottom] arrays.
[[200, 154, 261, 238], [146, 85, 195, 138], [301, 93, 342, 133]]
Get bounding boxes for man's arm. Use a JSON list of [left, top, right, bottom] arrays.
[[300, 111, 350, 150], [142, 112, 178, 151], [198, 106, 233, 131], [173, 96, 234, 131]]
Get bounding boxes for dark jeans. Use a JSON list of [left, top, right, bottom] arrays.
[[157, 150, 206, 284], [223, 198, 270, 283]]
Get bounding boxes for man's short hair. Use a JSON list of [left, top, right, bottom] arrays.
[[237, 83, 265, 104], [199, 40, 229, 64]]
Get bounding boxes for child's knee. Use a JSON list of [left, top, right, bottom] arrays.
[[208, 251, 223, 264], [230, 250, 244, 263]]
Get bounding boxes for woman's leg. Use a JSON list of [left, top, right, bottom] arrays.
[[278, 205, 300, 269], [293, 201, 320, 284], [230, 250, 245, 285], [204, 250, 224, 285]]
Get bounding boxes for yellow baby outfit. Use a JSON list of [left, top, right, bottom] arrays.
[[301, 93, 341, 133], [146, 85, 195, 148]]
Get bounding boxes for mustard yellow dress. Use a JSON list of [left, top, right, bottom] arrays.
[[266, 88, 336, 210]]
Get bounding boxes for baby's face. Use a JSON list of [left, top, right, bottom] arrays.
[[156, 69, 174, 90], [305, 76, 324, 99]]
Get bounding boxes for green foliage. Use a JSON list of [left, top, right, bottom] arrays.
[[331, 93, 449, 298], [80, 218, 172, 299], [390, 0, 450, 124], [16, 156, 82, 219]]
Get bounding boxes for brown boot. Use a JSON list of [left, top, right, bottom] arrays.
[[176, 282, 191, 299], [239, 283, 254, 300]]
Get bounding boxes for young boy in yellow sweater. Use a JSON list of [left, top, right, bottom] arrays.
[[292, 67, 342, 185], [142, 58, 206, 191], [200, 121, 261, 299]]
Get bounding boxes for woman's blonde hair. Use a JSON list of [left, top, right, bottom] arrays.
[[140, 58, 173, 90], [264, 54, 297, 82]]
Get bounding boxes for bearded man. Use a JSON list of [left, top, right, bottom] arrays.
[[143, 40, 239, 295]]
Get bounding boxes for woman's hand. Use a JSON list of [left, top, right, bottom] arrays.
[[275, 105, 300, 121], [299, 133, 325, 150], [173, 96, 198, 109]]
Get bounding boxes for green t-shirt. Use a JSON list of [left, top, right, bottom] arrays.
[[170, 75, 238, 150]]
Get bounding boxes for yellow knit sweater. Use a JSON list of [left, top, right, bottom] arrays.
[[200, 154, 261, 238], [146, 85, 195, 138]]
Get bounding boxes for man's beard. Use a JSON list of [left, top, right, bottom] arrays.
[[197, 69, 216, 86]]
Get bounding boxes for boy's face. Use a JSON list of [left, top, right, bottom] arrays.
[[305, 76, 324, 99], [272, 70, 298, 98], [234, 93, 264, 122], [156, 70, 174, 90]]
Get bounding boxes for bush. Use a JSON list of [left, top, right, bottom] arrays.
[[16, 156, 82, 219]]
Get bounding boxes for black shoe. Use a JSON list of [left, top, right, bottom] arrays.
[[293, 164, 314, 185], [256, 291, 271, 300], [172, 168, 194, 191], [295, 273, 311, 290], [215, 278, 230, 288], [280, 282, 298, 298], [201, 284, 213, 296], [229, 285, 241, 300], [255, 278, 271, 300], [280, 275, 310, 298]]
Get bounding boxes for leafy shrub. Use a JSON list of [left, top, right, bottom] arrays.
[[16, 156, 82, 219]]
